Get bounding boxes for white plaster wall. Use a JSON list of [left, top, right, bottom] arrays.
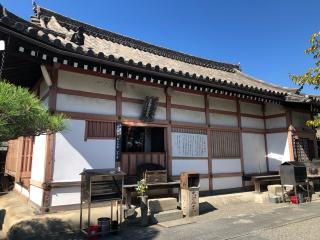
[[29, 185, 44, 207], [58, 70, 116, 95], [171, 108, 206, 124], [14, 183, 29, 198], [42, 96, 49, 109], [51, 186, 80, 206], [39, 80, 49, 99], [200, 178, 210, 191], [171, 91, 204, 108], [292, 111, 311, 128], [56, 93, 116, 115], [172, 160, 208, 176], [123, 83, 165, 103], [242, 133, 267, 173], [212, 176, 242, 190], [53, 119, 115, 182], [266, 117, 287, 129], [122, 102, 166, 120], [264, 103, 286, 116], [31, 135, 47, 182], [267, 132, 290, 171], [212, 159, 242, 173], [208, 97, 237, 112], [240, 102, 263, 116], [209, 113, 238, 127], [241, 117, 264, 129], [122, 102, 141, 118]]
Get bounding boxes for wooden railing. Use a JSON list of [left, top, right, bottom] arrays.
[[121, 152, 166, 176]]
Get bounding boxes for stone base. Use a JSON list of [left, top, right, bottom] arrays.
[[148, 197, 178, 213], [150, 209, 183, 223]]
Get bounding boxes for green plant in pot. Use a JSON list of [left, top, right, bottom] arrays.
[[136, 178, 148, 226]]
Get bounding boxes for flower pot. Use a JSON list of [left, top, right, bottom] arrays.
[[138, 195, 148, 226]]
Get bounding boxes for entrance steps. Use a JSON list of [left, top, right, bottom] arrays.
[[148, 197, 183, 223]]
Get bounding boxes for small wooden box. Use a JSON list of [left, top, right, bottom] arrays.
[[144, 170, 167, 183]]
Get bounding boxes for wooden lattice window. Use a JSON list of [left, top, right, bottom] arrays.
[[85, 121, 116, 140], [293, 138, 315, 162], [21, 137, 34, 174], [210, 130, 240, 158]]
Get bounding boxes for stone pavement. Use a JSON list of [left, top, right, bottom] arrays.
[[2, 191, 320, 239], [116, 202, 320, 240]]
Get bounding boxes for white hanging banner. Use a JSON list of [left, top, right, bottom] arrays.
[[172, 133, 208, 158]]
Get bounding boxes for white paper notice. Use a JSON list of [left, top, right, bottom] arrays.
[[172, 133, 208, 157]]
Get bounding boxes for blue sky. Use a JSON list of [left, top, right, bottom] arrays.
[[2, 0, 320, 94]]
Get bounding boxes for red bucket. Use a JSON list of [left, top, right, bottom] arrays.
[[87, 225, 100, 240], [290, 196, 298, 204]]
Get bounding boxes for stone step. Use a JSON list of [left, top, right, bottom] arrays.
[[150, 209, 183, 224], [148, 197, 177, 213]]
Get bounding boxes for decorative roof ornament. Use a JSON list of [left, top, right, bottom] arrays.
[[295, 83, 304, 95], [32, 0, 37, 14], [70, 26, 85, 46]]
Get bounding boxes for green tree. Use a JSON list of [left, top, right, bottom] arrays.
[[290, 31, 320, 126], [0, 81, 66, 142]]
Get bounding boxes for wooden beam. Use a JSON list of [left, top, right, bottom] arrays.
[[211, 172, 243, 178], [57, 88, 116, 101], [56, 111, 118, 122], [171, 104, 205, 112]]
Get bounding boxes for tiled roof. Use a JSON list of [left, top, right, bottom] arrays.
[[0, 4, 299, 95]]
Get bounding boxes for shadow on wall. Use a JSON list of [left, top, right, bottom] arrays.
[[7, 218, 75, 240]]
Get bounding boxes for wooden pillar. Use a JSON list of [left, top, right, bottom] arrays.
[[165, 88, 172, 122], [116, 90, 122, 119], [286, 110, 295, 161], [205, 94, 213, 191], [48, 65, 59, 113], [165, 88, 172, 178], [167, 126, 173, 178], [237, 99, 245, 187], [42, 134, 55, 212], [262, 104, 269, 172]]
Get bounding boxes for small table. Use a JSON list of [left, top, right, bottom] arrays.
[[123, 181, 181, 208]]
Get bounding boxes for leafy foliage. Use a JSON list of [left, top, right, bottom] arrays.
[[0, 81, 66, 142], [290, 32, 320, 126], [290, 32, 320, 87], [136, 178, 148, 196]]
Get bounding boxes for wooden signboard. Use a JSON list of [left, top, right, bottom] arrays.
[[115, 122, 122, 162], [172, 133, 208, 158]]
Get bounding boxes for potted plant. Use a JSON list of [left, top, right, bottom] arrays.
[[136, 178, 148, 226]]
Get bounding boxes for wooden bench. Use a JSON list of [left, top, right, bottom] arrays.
[[243, 173, 280, 192]]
